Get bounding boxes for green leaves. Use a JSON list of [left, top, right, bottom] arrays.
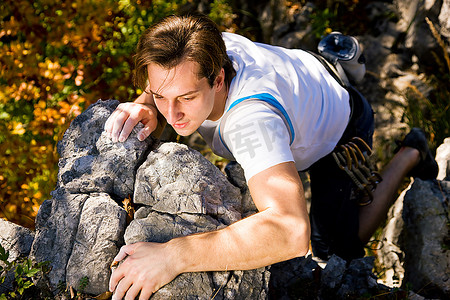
[[0, 243, 10, 264], [0, 243, 49, 299]]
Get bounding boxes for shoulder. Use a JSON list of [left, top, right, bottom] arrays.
[[220, 100, 294, 180]]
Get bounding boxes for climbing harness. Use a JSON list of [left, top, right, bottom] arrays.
[[332, 137, 382, 206]]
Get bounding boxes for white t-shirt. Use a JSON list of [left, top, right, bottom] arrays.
[[198, 32, 350, 181]]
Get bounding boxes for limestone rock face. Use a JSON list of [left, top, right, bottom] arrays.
[[133, 142, 242, 225], [3, 98, 448, 298], [402, 179, 450, 298], [0, 219, 34, 264], [436, 137, 450, 180], [25, 100, 270, 298], [377, 138, 450, 298], [66, 193, 127, 295], [56, 99, 154, 200], [29, 191, 90, 290], [28, 99, 146, 294], [125, 142, 271, 299]]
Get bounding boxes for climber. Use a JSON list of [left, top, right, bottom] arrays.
[[104, 14, 438, 300]]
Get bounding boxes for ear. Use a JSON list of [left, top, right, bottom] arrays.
[[214, 68, 226, 91]]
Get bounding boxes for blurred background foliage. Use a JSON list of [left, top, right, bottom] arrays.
[[0, 0, 248, 229], [0, 0, 190, 228], [0, 0, 448, 229]]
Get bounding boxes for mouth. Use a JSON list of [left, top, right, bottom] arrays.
[[172, 122, 188, 129]]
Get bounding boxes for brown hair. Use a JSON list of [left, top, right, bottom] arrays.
[[134, 14, 235, 91]]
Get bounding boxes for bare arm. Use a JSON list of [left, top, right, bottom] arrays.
[[109, 161, 310, 300], [104, 90, 166, 142]]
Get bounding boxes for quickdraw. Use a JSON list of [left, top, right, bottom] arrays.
[[332, 137, 382, 206]]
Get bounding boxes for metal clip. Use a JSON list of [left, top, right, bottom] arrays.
[[332, 137, 382, 206]]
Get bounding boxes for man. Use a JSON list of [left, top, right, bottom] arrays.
[[104, 14, 438, 300]]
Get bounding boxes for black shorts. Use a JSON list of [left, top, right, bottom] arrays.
[[308, 86, 375, 261]]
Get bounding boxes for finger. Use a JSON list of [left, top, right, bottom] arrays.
[[124, 283, 143, 300], [104, 109, 121, 134], [113, 244, 135, 262], [137, 114, 158, 141], [109, 266, 125, 293], [138, 287, 154, 300], [137, 127, 151, 141], [119, 116, 141, 143], [111, 110, 130, 143], [111, 276, 133, 300]]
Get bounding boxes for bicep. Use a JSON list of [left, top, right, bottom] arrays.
[[248, 161, 308, 218]]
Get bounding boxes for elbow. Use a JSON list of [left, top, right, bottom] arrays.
[[286, 217, 311, 258]]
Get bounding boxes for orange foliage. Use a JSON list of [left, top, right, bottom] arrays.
[[0, 0, 186, 228]]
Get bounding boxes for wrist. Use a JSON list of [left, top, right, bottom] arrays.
[[166, 238, 190, 275]]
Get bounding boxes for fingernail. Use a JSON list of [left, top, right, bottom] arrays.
[[119, 136, 125, 143]]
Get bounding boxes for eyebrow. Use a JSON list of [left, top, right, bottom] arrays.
[[149, 89, 198, 98]]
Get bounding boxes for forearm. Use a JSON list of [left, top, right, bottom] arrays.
[[169, 208, 310, 274]]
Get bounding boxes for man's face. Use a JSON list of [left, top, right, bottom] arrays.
[[147, 60, 224, 136]]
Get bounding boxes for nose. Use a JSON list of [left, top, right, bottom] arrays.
[[166, 100, 183, 125]]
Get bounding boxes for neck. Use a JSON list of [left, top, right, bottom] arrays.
[[209, 85, 228, 121]]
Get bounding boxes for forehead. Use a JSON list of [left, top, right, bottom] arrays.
[[147, 61, 204, 94]]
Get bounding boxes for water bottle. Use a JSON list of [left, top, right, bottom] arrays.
[[318, 32, 366, 84]]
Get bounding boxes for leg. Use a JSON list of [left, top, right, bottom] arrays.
[[358, 147, 420, 243], [358, 128, 438, 242]]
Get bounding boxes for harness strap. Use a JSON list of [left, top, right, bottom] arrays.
[[307, 50, 351, 88]]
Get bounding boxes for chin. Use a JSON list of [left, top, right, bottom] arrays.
[[173, 127, 196, 137]]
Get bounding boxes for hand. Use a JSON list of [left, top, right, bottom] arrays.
[[109, 242, 180, 300], [104, 102, 159, 142]]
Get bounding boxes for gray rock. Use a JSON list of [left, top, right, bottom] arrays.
[[0, 219, 35, 294], [0, 219, 34, 264], [125, 143, 270, 299], [376, 186, 408, 288], [336, 257, 379, 298], [124, 211, 222, 244], [220, 268, 270, 300], [56, 99, 155, 199], [225, 162, 258, 217], [394, 0, 448, 69], [320, 255, 347, 292], [124, 208, 270, 299], [66, 193, 127, 295], [134, 143, 242, 225], [150, 272, 215, 300], [269, 255, 319, 299], [436, 137, 450, 180], [439, 0, 450, 38], [401, 179, 450, 299], [377, 139, 450, 297], [30, 190, 89, 291]]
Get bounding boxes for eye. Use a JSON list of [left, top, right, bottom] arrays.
[[153, 94, 164, 100]]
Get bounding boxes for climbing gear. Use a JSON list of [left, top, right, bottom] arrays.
[[318, 32, 366, 84], [394, 128, 439, 180], [332, 137, 382, 205]]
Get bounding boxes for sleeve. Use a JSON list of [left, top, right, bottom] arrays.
[[221, 102, 294, 181]]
